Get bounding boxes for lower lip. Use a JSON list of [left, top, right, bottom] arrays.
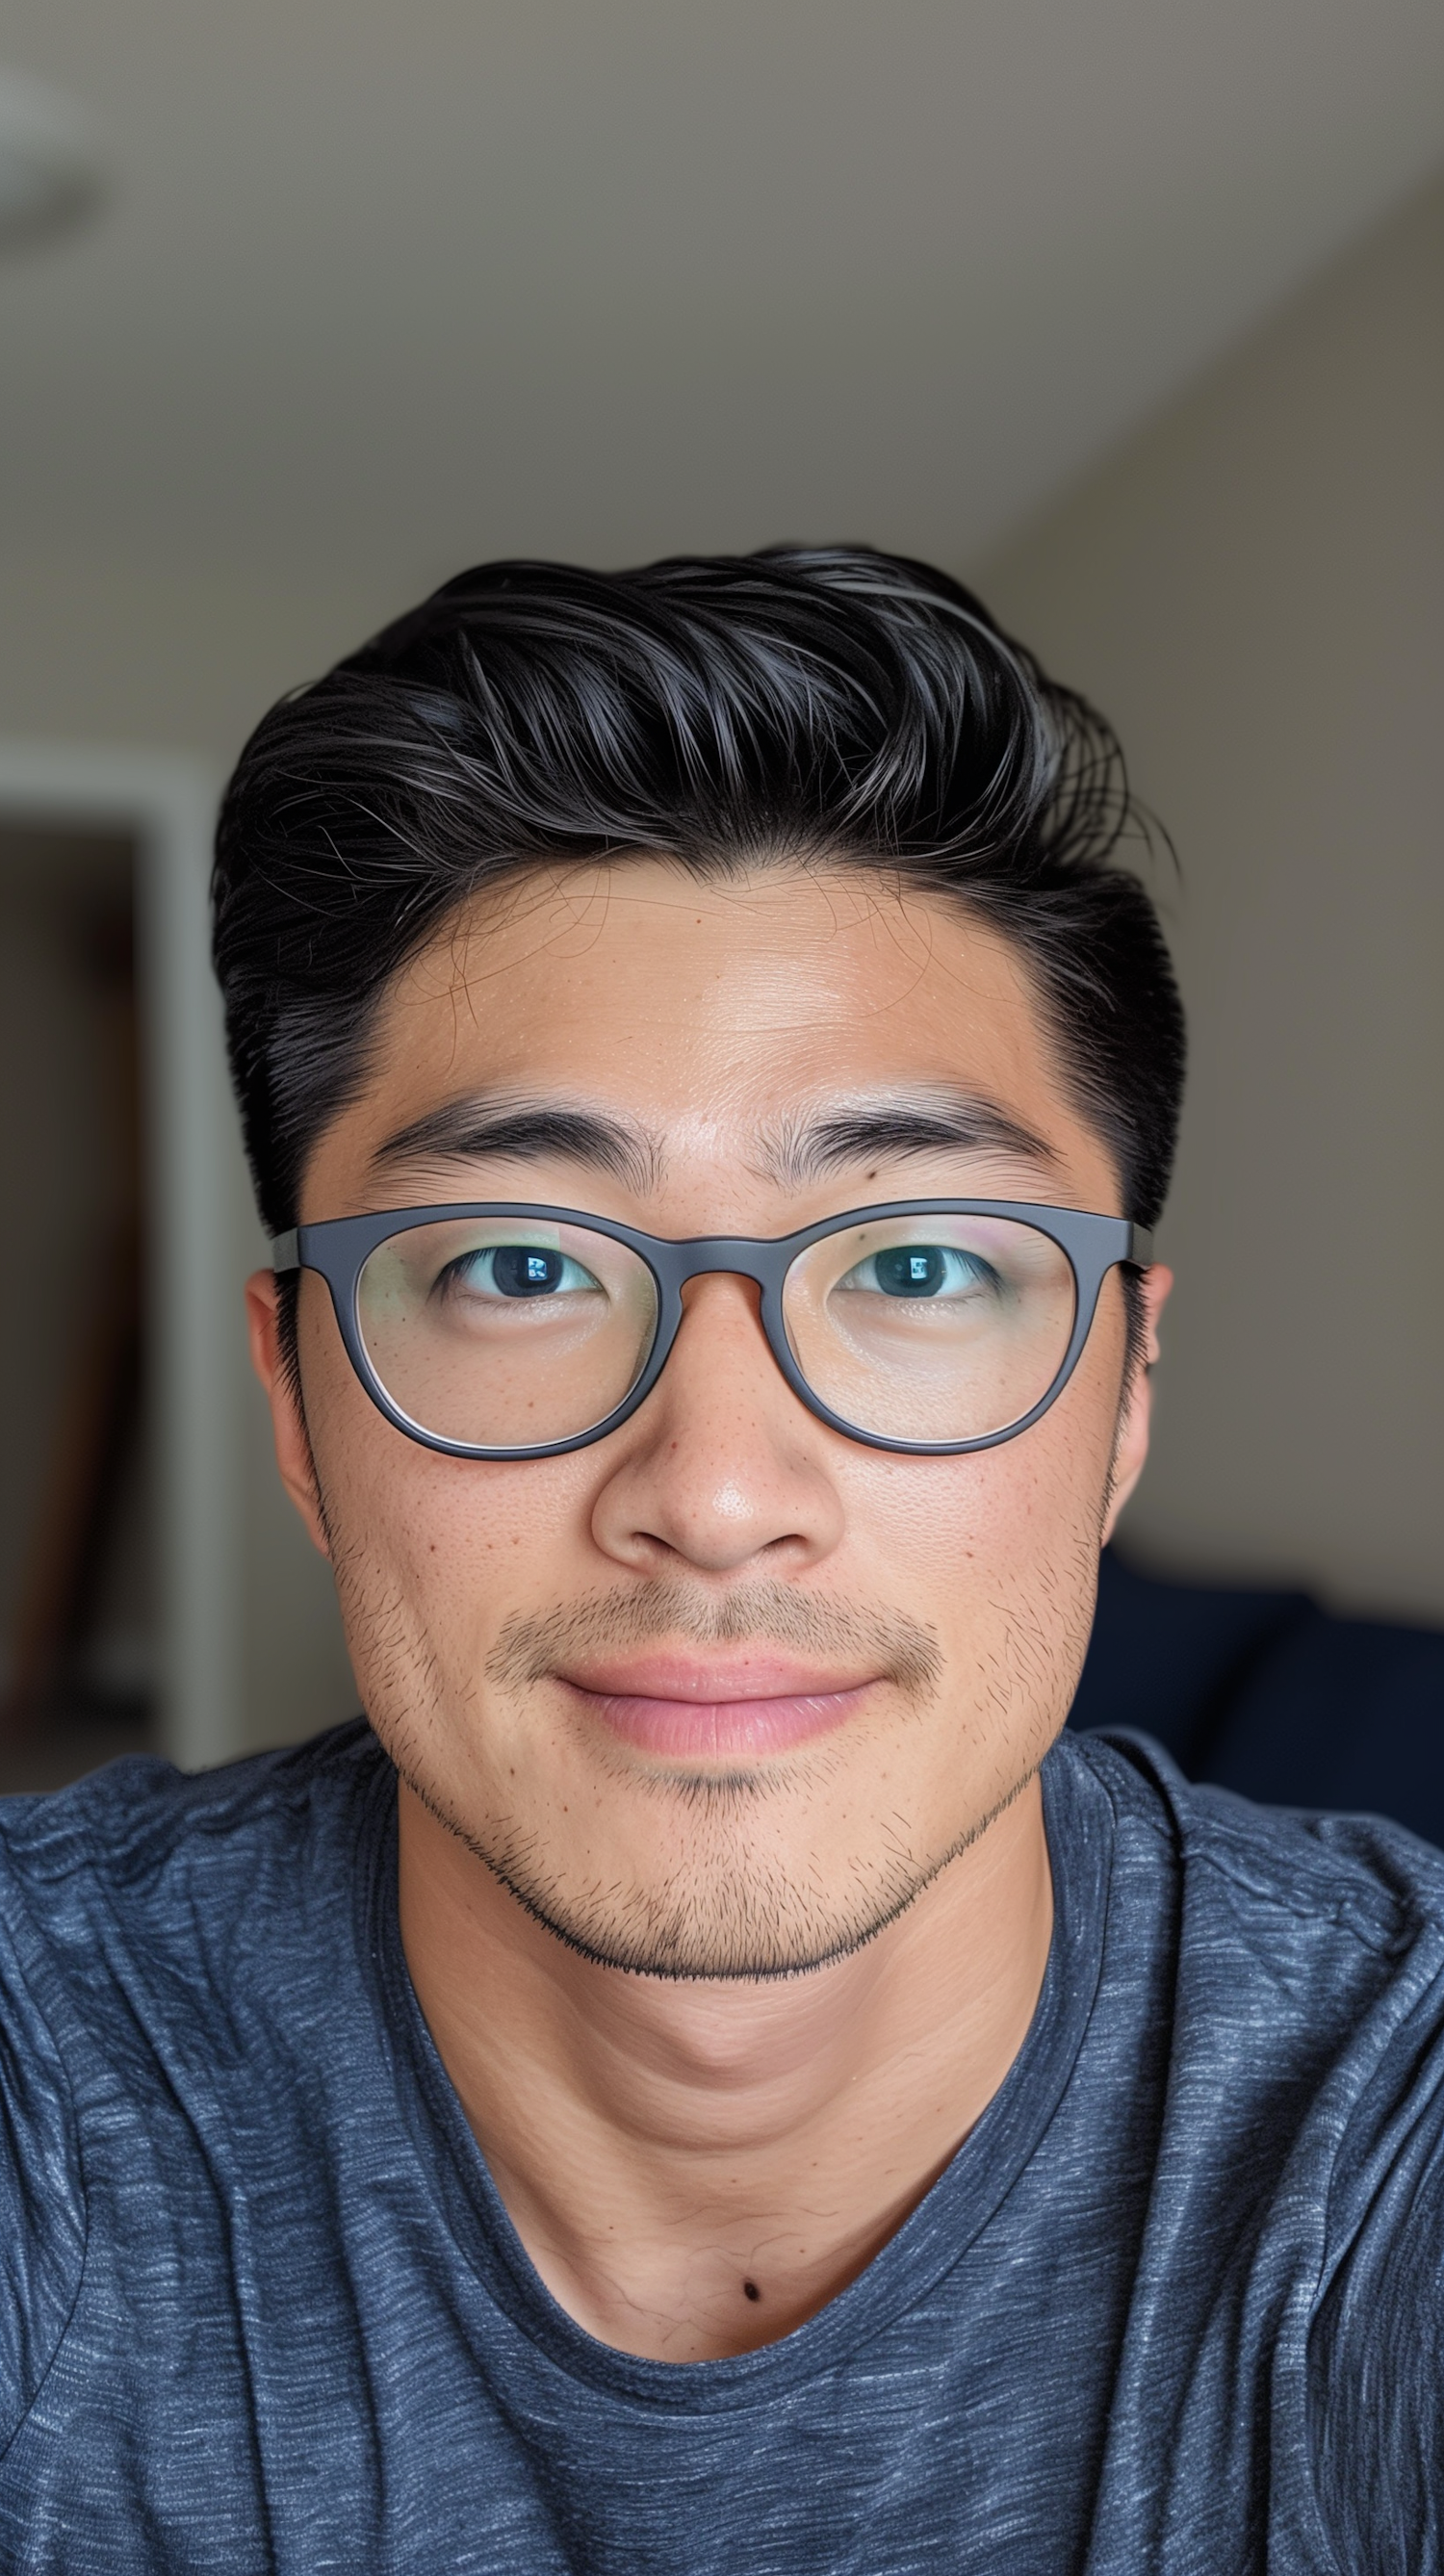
[[564, 1683, 871, 1763]]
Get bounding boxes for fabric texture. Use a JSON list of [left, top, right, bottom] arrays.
[[0, 1718, 1441, 2573]]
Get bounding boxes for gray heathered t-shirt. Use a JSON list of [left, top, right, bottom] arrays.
[[0, 1717, 1441, 2572]]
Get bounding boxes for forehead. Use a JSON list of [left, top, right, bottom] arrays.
[[333, 859, 1114, 1201], [381, 863, 1044, 1094]]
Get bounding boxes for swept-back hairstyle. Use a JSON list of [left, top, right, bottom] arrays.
[[213, 547, 1184, 1246]]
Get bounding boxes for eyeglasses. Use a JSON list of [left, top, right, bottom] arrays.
[[271, 1201, 1151, 1461]]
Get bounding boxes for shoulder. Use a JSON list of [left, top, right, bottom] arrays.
[[0, 1715, 388, 1920], [1062, 1725, 1444, 1966], [0, 1723, 391, 2455], [0, 1716, 394, 2088], [1059, 1734, 1444, 2564], [1054, 1728, 1444, 2149], [1305, 2008, 1444, 2569]]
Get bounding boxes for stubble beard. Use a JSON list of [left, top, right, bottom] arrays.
[[325, 1519, 1062, 1981]]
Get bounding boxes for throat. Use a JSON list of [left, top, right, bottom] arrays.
[[504, 2172, 955, 2363], [397, 1768, 1054, 2362]]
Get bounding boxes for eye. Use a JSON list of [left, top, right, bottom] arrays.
[[839, 1244, 999, 1300], [442, 1244, 603, 1301]]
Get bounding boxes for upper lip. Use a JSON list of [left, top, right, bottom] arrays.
[[555, 1651, 877, 1702]]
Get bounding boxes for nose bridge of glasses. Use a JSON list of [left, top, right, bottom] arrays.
[[662, 1234, 789, 1298]]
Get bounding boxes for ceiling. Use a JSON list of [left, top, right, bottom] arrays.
[[1, 0, 1442, 600]]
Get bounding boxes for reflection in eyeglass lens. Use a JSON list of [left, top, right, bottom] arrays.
[[785, 1214, 1076, 1443], [358, 1219, 658, 1447]]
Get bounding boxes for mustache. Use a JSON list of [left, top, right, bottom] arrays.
[[485, 1580, 943, 1703]]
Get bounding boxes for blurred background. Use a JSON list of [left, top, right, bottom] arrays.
[[0, 3, 1439, 1810]]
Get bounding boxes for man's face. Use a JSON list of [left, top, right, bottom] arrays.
[[252, 862, 1164, 1977]]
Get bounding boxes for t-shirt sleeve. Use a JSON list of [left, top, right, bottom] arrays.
[[0, 1899, 87, 2447], [1308, 2018, 1444, 2571]]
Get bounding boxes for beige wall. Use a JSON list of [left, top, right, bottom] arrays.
[[0, 550, 400, 767], [979, 172, 1444, 1622]]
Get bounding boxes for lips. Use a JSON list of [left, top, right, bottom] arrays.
[[554, 1650, 875, 1763]]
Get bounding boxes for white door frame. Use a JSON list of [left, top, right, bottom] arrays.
[[0, 741, 243, 1770]]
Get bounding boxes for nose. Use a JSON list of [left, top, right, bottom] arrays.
[[588, 1274, 846, 1576]]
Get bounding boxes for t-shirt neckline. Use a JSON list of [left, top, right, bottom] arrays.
[[368, 1733, 1117, 2410]]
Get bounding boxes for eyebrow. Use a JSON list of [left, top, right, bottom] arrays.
[[755, 1092, 1060, 1187], [369, 1095, 662, 1195], [371, 1085, 1057, 1200]]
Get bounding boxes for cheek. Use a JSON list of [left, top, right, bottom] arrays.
[[837, 1381, 1115, 1579], [299, 1304, 597, 1665], [832, 1362, 1115, 1738], [837, 1263, 1128, 1563]]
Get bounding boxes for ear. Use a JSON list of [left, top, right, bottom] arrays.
[[1101, 1264, 1173, 1545], [245, 1269, 333, 1561]]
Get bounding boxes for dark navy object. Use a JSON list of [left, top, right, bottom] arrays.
[[1070, 1549, 1444, 1844], [2, 1721, 1444, 2569]]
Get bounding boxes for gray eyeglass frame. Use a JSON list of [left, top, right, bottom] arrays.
[[271, 1200, 1153, 1462]]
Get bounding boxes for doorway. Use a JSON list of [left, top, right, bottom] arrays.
[[0, 822, 152, 1787], [0, 744, 244, 1782]]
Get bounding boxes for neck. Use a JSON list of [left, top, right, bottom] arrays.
[[398, 1773, 1053, 2362]]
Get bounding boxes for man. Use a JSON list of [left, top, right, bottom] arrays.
[[0, 550, 1437, 2570]]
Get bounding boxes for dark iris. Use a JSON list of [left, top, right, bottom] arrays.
[[491, 1245, 566, 1298], [874, 1245, 946, 1298]]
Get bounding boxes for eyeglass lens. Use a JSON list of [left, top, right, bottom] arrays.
[[354, 1212, 1078, 1452]]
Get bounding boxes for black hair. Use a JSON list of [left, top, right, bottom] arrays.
[[214, 548, 1184, 1272]]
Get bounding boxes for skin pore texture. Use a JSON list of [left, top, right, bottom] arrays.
[[247, 861, 1171, 2364]]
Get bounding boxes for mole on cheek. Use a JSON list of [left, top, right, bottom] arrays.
[[742, 2280, 761, 2303]]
